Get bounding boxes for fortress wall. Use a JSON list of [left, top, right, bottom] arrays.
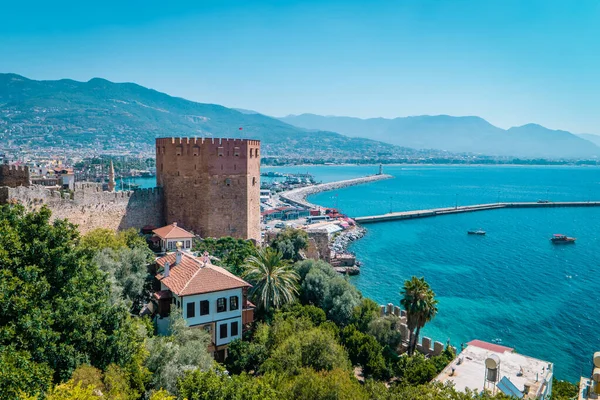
[[0, 165, 30, 187], [2, 184, 164, 234]]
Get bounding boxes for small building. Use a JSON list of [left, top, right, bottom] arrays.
[[152, 222, 195, 252], [434, 340, 553, 399], [154, 247, 255, 360], [578, 351, 600, 400]]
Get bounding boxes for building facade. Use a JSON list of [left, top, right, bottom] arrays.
[[156, 138, 261, 242], [154, 248, 255, 359]]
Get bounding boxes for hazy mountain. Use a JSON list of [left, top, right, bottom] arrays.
[[0, 74, 426, 160], [280, 114, 599, 159], [578, 133, 600, 148]]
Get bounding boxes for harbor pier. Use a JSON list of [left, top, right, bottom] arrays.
[[354, 201, 600, 224]]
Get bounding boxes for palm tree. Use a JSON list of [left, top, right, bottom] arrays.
[[400, 276, 438, 356], [243, 247, 299, 314]]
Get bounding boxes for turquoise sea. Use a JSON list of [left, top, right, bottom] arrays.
[[130, 165, 600, 380], [269, 165, 600, 382]]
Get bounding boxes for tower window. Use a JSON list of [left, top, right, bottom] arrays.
[[234, 147, 240, 157], [218, 147, 224, 157], [252, 177, 256, 186], [193, 146, 199, 156], [176, 146, 183, 156], [250, 149, 254, 158], [225, 179, 231, 186]]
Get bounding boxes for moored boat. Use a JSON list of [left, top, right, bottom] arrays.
[[550, 234, 576, 244], [467, 229, 486, 235]]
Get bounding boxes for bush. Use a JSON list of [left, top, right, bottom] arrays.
[[368, 316, 403, 350]]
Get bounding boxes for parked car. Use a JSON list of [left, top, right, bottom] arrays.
[[274, 222, 285, 229]]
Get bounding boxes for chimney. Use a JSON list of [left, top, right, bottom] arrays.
[[164, 261, 170, 277], [176, 242, 183, 265]]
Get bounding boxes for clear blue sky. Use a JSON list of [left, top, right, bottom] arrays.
[[1, 0, 599, 133]]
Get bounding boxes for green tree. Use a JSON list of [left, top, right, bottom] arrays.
[[400, 276, 438, 355], [145, 310, 214, 395], [0, 347, 53, 399], [194, 237, 256, 276], [93, 247, 151, 311], [0, 205, 148, 390], [270, 228, 308, 261], [341, 326, 389, 380], [551, 378, 579, 400], [367, 316, 403, 350], [280, 368, 369, 400], [262, 327, 350, 375], [243, 247, 299, 314], [351, 298, 380, 333]]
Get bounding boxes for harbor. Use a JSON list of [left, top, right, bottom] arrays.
[[354, 201, 600, 224]]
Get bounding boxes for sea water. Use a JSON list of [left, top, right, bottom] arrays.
[[282, 165, 600, 382]]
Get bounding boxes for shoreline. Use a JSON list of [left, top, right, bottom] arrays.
[[279, 174, 393, 209]]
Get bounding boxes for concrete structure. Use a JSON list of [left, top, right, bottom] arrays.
[[156, 137, 261, 242], [435, 340, 553, 399], [355, 202, 600, 224], [154, 246, 255, 359], [152, 222, 195, 252], [578, 351, 600, 400]]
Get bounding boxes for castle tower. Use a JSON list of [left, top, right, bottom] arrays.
[[108, 160, 116, 192], [155, 138, 261, 242]]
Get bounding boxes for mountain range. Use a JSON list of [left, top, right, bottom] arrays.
[[0, 73, 426, 161], [1, 73, 598, 161], [280, 114, 600, 159]]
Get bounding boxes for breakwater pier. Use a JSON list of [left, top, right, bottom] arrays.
[[354, 201, 600, 224], [280, 174, 393, 209]]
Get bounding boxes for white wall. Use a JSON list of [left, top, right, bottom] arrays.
[[161, 237, 193, 252], [182, 288, 243, 346]]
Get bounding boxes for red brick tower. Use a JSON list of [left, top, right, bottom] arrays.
[[156, 138, 261, 242]]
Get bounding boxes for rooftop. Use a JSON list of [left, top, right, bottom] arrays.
[[153, 222, 195, 239], [434, 340, 553, 399], [156, 251, 250, 296]]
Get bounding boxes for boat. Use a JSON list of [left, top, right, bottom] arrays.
[[550, 234, 576, 244], [467, 229, 486, 235]]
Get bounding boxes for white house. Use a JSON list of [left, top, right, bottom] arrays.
[[152, 222, 195, 253], [154, 246, 255, 360]]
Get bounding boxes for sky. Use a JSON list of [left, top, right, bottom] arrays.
[[1, 0, 599, 133]]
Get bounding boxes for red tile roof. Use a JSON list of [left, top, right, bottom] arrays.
[[467, 340, 514, 354], [152, 223, 195, 239], [156, 252, 250, 296]]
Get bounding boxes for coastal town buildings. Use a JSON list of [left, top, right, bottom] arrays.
[[153, 243, 255, 360], [156, 137, 261, 242], [434, 340, 553, 399]]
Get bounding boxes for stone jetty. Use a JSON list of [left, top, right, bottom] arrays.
[[280, 174, 393, 209]]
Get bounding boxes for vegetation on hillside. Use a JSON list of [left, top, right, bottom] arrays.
[[0, 205, 557, 399]]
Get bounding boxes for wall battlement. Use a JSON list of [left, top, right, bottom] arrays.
[[156, 137, 261, 147], [1, 184, 164, 234], [0, 164, 30, 187]]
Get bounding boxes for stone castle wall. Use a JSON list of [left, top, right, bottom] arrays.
[[0, 164, 30, 187], [1, 183, 164, 234], [156, 137, 261, 242]]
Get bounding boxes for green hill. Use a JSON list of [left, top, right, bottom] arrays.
[[0, 73, 428, 161]]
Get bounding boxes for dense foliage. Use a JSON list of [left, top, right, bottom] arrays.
[[0, 205, 556, 399], [269, 227, 309, 261], [0, 205, 149, 398], [193, 237, 256, 276]]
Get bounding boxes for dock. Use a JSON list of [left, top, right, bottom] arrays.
[[354, 201, 600, 224]]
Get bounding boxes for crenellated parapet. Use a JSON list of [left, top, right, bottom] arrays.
[[0, 164, 30, 187], [380, 303, 455, 357], [1, 184, 165, 234]]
